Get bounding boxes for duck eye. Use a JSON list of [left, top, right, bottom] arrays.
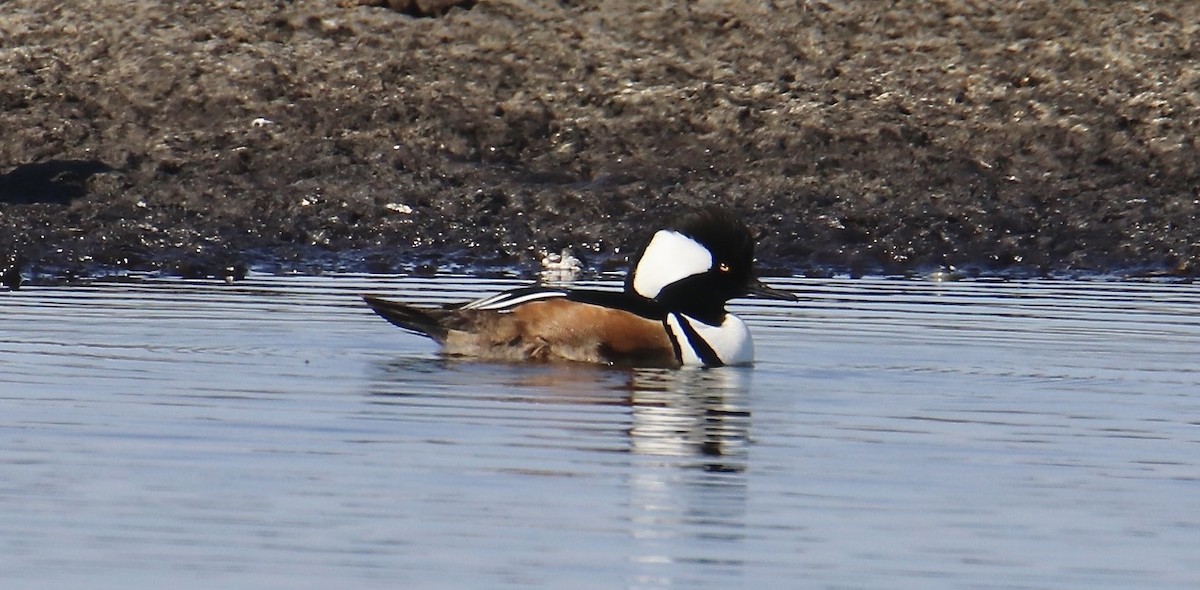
[[718, 262, 731, 273]]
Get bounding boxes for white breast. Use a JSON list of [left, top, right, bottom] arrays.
[[666, 313, 755, 367]]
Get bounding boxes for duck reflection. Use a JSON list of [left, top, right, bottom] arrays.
[[369, 358, 751, 469], [620, 368, 750, 585], [368, 358, 752, 583], [621, 367, 751, 472]]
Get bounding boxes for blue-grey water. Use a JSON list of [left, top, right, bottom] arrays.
[[2, 274, 1198, 589]]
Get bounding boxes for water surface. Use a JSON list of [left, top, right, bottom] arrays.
[[2, 275, 1198, 589]]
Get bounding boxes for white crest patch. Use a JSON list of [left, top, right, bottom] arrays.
[[666, 312, 755, 367], [632, 230, 713, 299]]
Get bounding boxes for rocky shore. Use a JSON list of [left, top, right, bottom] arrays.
[[2, 0, 1198, 284]]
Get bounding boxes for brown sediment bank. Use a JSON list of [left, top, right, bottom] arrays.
[[2, 0, 1198, 282]]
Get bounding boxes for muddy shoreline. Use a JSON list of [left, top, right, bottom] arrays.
[[3, 1, 1198, 284]]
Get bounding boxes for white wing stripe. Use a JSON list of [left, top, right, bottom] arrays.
[[461, 290, 567, 311]]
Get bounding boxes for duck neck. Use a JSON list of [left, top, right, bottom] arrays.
[[663, 297, 727, 326]]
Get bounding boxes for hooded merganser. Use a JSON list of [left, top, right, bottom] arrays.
[[362, 207, 797, 367]]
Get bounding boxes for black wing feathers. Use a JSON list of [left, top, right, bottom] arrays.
[[362, 295, 449, 343], [363, 287, 665, 344]]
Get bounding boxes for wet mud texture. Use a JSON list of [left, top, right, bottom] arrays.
[[2, 0, 1198, 281]]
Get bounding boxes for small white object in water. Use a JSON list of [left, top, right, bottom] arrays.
[[385, 203, 414, 214], [540, 248, 583, 282], [251, 117, 274, 128], [927, 266, 963, 282]]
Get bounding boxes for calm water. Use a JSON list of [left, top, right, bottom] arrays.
[[1, 274, 1198, 589]]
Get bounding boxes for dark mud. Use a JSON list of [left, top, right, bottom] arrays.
[[2, 1, 1199, 284]]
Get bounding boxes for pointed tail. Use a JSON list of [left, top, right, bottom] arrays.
[[362, 295, 449, 343]]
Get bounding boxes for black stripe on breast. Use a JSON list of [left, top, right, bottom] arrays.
[[663, 318, 683, 364], [672, 313, 724, 367]]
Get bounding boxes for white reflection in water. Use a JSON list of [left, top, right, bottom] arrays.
[[626, 368, 751, 466], [368, 358, 755, 584], [624, 369, 752, 586]]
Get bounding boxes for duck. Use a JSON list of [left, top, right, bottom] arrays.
[[362, 206, 796, 367]]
